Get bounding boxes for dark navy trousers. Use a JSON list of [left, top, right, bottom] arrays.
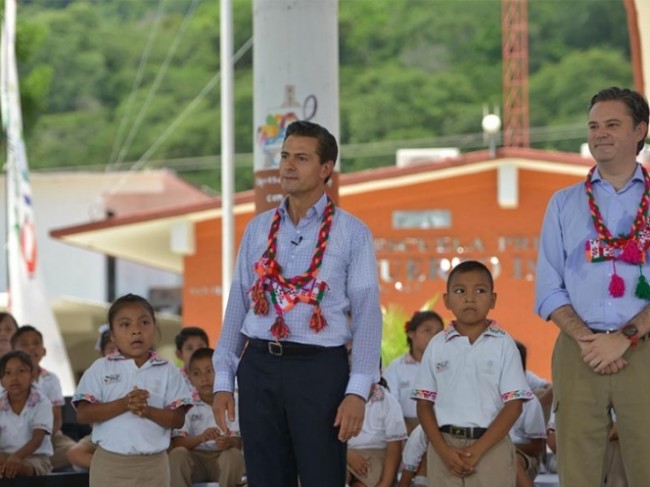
[[237, 342, 349, 487]]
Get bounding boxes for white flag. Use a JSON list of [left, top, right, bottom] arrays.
[[1, 0, 75, 395]]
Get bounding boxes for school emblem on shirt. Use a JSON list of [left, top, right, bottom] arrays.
[[435, 361, 449, 373], [190, 413, 203, 422], [103, 374, 121, 384]]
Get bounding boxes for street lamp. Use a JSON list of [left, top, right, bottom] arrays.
[[482, 112, 502, 158]]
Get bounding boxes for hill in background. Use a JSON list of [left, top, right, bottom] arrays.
[[12, 0, 632, 193]]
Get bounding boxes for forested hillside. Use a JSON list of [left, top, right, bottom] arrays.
[[10, 0, 632, 192]]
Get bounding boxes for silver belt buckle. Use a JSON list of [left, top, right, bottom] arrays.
[[268, 341, 283, 356], [450, 426, 468, 439]]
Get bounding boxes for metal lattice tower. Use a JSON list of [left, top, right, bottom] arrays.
[[502, 0, 530, 148]]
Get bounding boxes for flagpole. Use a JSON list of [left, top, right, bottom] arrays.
[[221, 0, 234, 318], [1, 0, 76, 394]]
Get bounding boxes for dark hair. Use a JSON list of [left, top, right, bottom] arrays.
[[378, 358, 389, 390], [404, 310, 444, 352], [0, 312, 19, 331], [447, 260, 494, 292], [0, 350, 34, 377], [108, 294, 156, 329], [515, 340, 527, 371], [188, 347, 214, 369], [284, 120, 338, 183], [10, 325, 43, 349], [99, 330, 113, 355], [175, 327, 209, 352], [589, 87, 650, 154]]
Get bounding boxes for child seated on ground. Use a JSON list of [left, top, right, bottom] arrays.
[[398, 425, 428, 487], [169, 347, 244, 487], [0, 350, 54, 477], [11, 324, 76, 471], [511, 341, 547, 487], [346, 375, 408, 487], [175, 327, 209, 389]]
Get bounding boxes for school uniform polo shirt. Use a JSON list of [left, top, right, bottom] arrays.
[[35, 368, 64, 407], [172, 391, 240, 451], [73, 352, 193, 455], [412, 322, 533, 428], [0, 388, 53, 456], [509, 395, 546, 445], [384, 353, 420, 419], [348, 384, 408, 450], [401, 425, 427, 472]]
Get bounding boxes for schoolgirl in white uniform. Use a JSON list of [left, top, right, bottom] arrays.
[[73, 293, 193, 487], [347, 381, 408, 487], [384, 310, 443, 432], [0, 350, 53, 478]]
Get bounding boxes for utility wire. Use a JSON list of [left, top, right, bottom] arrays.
[[113, 0, 202, 165], [105, 36, 254, 195], [106, 0, 169, 168], [66, 121, 588, 176]]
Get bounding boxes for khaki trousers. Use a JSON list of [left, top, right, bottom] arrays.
[[552, 332, 650, 487], [169, 446, 245, 487], [427, 434, 515, 487]]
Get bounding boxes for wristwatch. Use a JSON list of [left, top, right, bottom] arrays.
[[621, 323, 640, 348]]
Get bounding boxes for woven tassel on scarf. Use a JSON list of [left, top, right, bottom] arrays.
[[609, 261, 625, 298], [270, 315, 290, 339], [250, 280, 269, 315], [620, 239, 643, 264], [309, 305, 327, 333], [635, 271, 650, 300]]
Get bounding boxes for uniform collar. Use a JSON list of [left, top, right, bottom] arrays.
[[0, 386, 42, 412], [443, 320, 506, 342], [106, 350, 168, 366]]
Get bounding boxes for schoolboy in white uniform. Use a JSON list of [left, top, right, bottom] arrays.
[[347, 382, 408, 487], [11, 325, 76, 470], [169, 348, 244, 487], [413, 260, 532, 487]]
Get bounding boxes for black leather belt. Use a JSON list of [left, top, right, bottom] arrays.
[[247, 338, 339, 357], [439, 425, 487, 439]]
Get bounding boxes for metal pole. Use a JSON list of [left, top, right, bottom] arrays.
[[220, 0, 234, 318]]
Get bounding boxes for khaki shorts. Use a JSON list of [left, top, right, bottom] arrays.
[[347, 448, 386, 487], [515, 448, 541, 480], [0, 453, 51, 476]]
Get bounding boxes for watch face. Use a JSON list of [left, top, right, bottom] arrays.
[[623, 324, 639, 338]]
